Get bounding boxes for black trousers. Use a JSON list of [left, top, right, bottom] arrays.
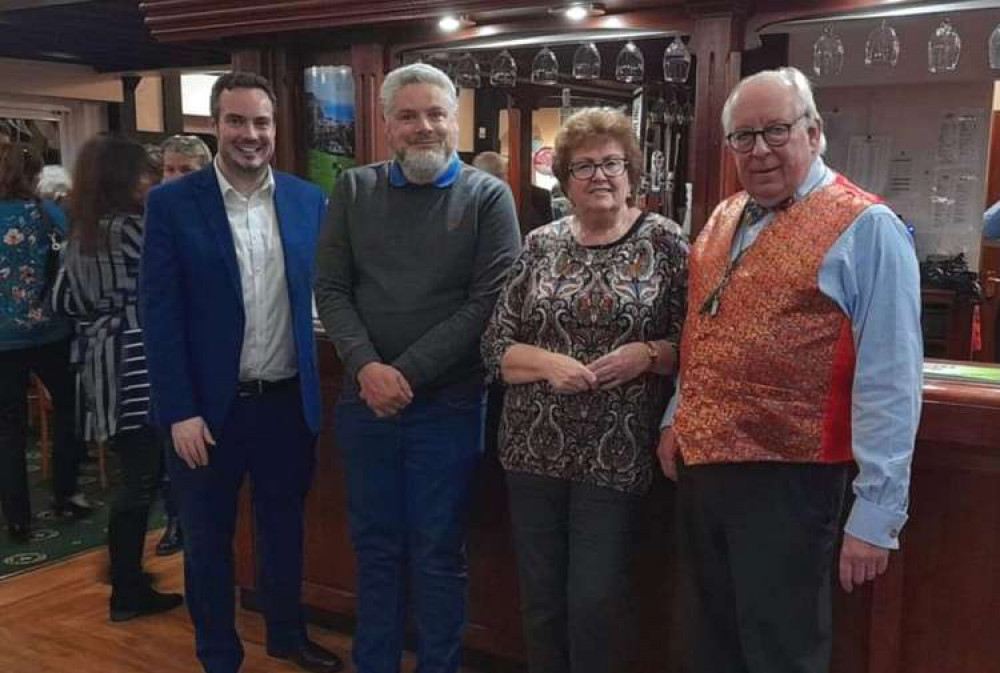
[[0, 338, 85, 527], [506, 471, 642, 673], [107, 424, 163, 598], [676, 461, 848, 673]]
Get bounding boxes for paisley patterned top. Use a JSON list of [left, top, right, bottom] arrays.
[[481, 212, 688, 494]]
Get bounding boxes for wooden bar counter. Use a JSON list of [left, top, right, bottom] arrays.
[[235, 339, 1000, 673]]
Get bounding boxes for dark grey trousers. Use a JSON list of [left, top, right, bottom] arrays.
[[506, 471, 642, 673], [677, 460, 849, 673]]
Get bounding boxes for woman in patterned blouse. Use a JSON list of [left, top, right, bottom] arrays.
[[0, 141, 92, 543], [481, 108, 688, 673]]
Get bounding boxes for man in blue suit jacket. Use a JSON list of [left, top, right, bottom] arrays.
[[140, 72, 341, 673]]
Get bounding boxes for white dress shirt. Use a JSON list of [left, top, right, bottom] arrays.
[[214, 158, 297, 381]]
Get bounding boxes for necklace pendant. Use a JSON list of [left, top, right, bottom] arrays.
[[709, 295, 720, 317]]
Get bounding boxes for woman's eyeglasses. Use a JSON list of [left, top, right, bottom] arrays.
[[568, 157, 628, 181]]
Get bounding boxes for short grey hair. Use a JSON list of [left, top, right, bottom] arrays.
[[722, 66, 827, 155], [161, 134, 213, 166], [37, 165, 72, 202], [379, 63, 457, 118]]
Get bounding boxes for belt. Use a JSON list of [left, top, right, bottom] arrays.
[[236, 375, 299, 398]]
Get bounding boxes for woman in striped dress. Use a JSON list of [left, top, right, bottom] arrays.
[[52, 135, 183, 621]]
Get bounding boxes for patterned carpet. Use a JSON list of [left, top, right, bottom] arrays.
[[0, 441, 166, 580]]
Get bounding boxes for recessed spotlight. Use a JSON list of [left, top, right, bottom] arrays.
[[439, 15, 474, 32], [550, 3, 606, 22]]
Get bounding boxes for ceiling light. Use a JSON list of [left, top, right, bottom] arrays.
[[551, 3, 606, 22], [439, 15, 474, 32]]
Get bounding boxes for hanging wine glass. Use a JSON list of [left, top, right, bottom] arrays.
[[865, 20, 900, 68], [490, 50, 517, 88], [454, 53, 481, 89], [572, 42, 602, 80], [990, 23, 1000, 69], [928, 19, 961, 74], [531, 47, 560, 85], [615, 41, 645, 83], [812, 26, 845, 77], [662, 36, 692, 83]]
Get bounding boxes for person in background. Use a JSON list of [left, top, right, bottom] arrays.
[[481, 108, 687, 673], [473, 150, 554, 237], [0, 141, 91, 544], [37, 165, 72, 207], [51, 135, 183, 621], [657, 67, 922, 673], [471, 150, 507, 181], [141, 72, 339, 673], [162, 134, 213, 183], [152, 133, 214, 558], [314, 63, 521, 673], [143, 143, 164, 183]]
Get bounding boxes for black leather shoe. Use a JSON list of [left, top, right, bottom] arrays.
[[53, 493, 95, 519], [7, 522, 29, 544], [155, 517, 183, 556], [267, 641, 344, 673], [109, 587, 184, 622]]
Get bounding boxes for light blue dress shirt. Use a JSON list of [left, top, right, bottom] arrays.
[[983, 199, 1000, 240], [663, 157, 923, 550]]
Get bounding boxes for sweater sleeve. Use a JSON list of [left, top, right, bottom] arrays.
[[313, 171, 382, 381], [480, 233, 538, 384], [392, 180, 522, 389]]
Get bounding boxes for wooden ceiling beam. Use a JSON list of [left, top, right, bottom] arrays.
[[139, 0, 683, 42]]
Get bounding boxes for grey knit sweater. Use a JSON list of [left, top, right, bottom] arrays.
[[314, 160, 521, 395]]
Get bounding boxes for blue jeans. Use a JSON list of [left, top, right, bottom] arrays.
[[336, 390, 486, 673]]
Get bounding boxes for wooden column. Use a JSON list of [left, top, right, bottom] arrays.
[[161, 70, 184, 135], [507, 103, 525, 211], [351, 43, 388, 165], [686, 2, 747, 238], [117, 74, 142, 136]]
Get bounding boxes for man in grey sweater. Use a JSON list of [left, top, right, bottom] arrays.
[[313, 63, 520, 673]]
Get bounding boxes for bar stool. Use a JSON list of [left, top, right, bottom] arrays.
[[28, 374, 108, 490]]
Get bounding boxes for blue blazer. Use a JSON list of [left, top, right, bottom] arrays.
[[139, 165, 326, 436]]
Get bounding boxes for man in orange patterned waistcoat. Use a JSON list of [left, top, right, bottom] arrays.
[[656, 67, 922, 673]]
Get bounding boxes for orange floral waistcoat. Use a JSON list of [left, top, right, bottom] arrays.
[[674, 175, 878, 465]]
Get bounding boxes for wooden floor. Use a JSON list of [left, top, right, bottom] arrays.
[[0, 533, 437, 673]]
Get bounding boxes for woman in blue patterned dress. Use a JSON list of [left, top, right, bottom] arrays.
[[0, 141, 90, 544]]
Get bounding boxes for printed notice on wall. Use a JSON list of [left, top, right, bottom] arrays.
[[886, 151, 914, 196], [937, 110, 985, 168], [930, 109, 986, 232], [846, 135, 892, 195]]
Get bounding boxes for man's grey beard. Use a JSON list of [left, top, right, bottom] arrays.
[[398, 148, 449, 184]]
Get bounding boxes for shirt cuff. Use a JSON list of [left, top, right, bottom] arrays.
[[844, 496, 908, 550]]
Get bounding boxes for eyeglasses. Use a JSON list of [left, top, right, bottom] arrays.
[[725, 113, 808, 153], [568, 157, 628, 180]]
